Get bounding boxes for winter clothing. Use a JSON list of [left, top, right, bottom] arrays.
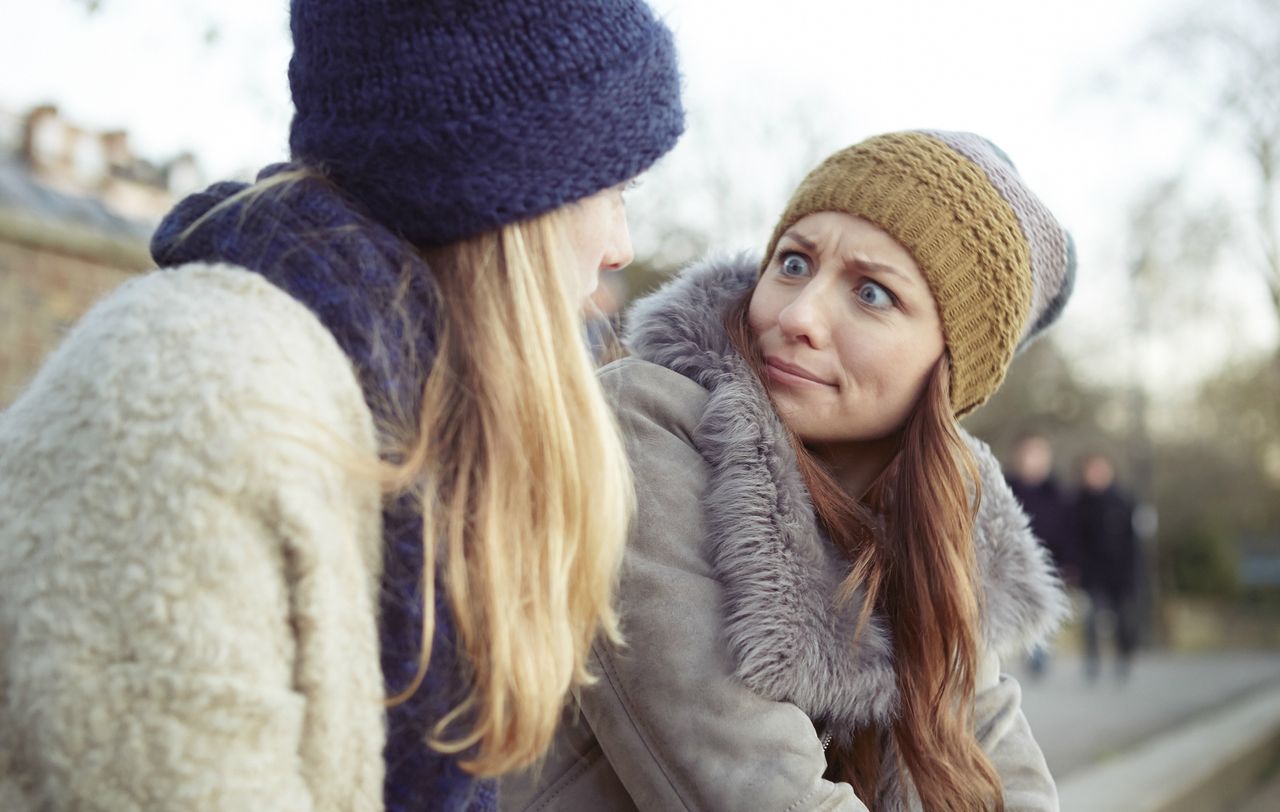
[[288, 0, 685, 246], [1075, 485, 1138, 598], [149, 166, 491, 811], [1074, 484, 1140, 679], [500, 256, 1070, 811], [1008, 475, 1077, 582], [2, 0, 686, 802], [762, 131, 1077, 415], [0, 162, 492, 810], [0, 265, 386, 811]]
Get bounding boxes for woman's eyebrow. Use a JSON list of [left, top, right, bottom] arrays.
[[780, 231, 818, 252], [846, 257, 913, 285]]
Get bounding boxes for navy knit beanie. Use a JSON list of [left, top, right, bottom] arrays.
[[288, 0, 685, 247]]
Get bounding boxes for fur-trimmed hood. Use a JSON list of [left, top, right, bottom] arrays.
[[622, 254, 1069, 736]]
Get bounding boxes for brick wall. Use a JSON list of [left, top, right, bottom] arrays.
[[0, 236, 144, 407]]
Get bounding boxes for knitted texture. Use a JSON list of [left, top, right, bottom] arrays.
[[288, 0, 685, 247], [762, 131, 1075, 416], [924, 131, 1076, 349], [152, 166, 494, 812]]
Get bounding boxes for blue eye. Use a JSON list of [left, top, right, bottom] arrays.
[[857, 280, 895, 309], [779, 253, 811, 278]]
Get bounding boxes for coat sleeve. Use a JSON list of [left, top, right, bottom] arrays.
[[974, 651, 1059, 812], [574, 362, 867, 812], [0, 266, 385, 811]]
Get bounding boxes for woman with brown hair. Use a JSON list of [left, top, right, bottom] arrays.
[[502, 131, 1075, 811]]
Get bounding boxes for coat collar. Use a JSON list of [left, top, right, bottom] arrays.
[[624, 254, 1069, 733]]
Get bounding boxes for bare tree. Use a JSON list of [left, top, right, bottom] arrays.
[[624, 98, 834, 278], [1146, 0, 1280, 320]]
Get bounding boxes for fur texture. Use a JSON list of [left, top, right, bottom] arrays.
[[0, 265, 387, 810], [625, 254, 1070, 735]]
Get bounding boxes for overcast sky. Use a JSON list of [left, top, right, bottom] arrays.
[[2, 0, 1277, 395]]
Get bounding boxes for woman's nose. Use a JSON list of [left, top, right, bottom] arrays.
[[777, 285, 830, 349], [600, 213, 634, 272]]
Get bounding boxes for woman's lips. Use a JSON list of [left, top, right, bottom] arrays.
[[764, 357, 835, 388]]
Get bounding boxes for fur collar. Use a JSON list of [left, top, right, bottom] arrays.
[[624, 254, 1069, 735]]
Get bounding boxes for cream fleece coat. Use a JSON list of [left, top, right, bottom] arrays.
[[0, 264, 386, 810]]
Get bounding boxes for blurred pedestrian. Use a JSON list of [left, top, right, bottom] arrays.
[[1075, 453, 1141, 684], [1007, 431, 1076, 677], [0, 1, 683, 809]]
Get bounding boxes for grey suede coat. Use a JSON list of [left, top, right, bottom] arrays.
[[502, 256, 1069, 811]]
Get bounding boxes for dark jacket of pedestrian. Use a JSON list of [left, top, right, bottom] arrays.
[[1075, 485, 1138, 599], [1009, 475, 1077, 582]]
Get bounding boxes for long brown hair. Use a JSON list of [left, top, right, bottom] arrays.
[[726, 290, 1003, 811]]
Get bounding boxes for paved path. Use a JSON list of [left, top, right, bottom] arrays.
[[1012, 651, 1280, 779], [1238, 764, 1280, 812]]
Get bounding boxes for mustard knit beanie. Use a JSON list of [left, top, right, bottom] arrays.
[[762, 131, 1076, 416]]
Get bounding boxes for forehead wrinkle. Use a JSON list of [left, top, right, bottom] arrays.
[[842, 256, 917, 286], [779, 230, 817, 253]]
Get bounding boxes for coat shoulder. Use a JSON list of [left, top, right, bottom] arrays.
[[2, 259, 382, 577], [599, 356, 710, 447], [6, 261, 376, 454], [13, 262, 366, 409]]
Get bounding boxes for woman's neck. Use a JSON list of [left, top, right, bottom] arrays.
[[809, 434, 901, 499]]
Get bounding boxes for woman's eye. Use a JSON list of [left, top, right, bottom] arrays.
[[857, 280, 895, 308], [780, 253, 811, 277]]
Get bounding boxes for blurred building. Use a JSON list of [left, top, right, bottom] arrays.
[[0, 104, 199, 407]]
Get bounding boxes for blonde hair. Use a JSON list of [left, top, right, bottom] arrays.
[[186, 170, 634, 777], [385, 206, 633, 776]]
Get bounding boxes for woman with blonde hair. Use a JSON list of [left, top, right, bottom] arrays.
[[504, 131, 1075, 811], [0, 1, 682, 809]]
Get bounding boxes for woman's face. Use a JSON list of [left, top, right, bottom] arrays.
[[749, 211, 945, 446], [564, 184, 635, 299]]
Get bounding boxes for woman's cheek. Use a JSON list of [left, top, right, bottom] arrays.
[[749, 286, 789, 340]]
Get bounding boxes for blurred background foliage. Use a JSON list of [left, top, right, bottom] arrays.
[[16, 0, 1280, 644]]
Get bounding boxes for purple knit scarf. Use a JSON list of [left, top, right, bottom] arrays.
[[151, 164, 496, 812]]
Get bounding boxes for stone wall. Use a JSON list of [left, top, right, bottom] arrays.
[[0, 217, 148, 407]]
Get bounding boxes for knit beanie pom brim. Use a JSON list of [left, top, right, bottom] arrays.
[[288, 0, 685, 247]]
